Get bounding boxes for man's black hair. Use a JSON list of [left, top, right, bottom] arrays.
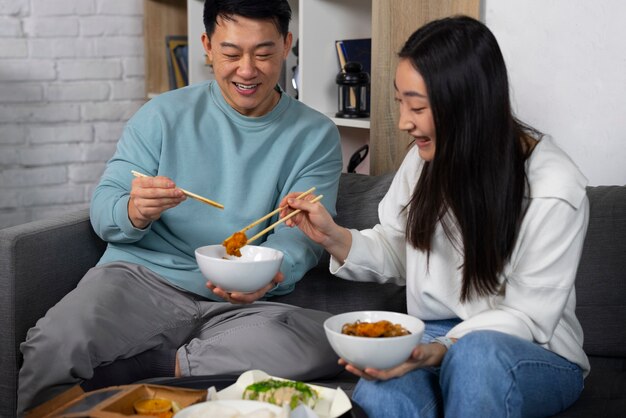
[[203, 0, 292, 38]]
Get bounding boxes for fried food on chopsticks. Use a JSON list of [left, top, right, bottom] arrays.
[[341, 320, 411, 338], [221, 187, 317, 258], [222, 231, 247, 257]]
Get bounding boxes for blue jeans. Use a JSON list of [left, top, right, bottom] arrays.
[[352, 319, 583, 418]]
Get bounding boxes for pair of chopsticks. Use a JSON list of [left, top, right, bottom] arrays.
[[131, 170, 224, 210], [232, 187, 315, 238], [247, 193, 324, 244], [222, 186, 321, 245]]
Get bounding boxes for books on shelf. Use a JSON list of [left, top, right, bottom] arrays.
[[335, 38, 371, 77], [166, 35, 189, 90]]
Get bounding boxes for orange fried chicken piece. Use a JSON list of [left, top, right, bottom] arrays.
[[341, 320, 411, 338], [222, 231, 247, 257]]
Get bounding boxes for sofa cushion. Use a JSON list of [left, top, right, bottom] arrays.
[[317, 172, 395, 268], [334, 172, 396, 230], [273, 172, 405, 314], [574, 186, 626, 357], [273, 265, 406, 314], [552, 356, 626, 417]]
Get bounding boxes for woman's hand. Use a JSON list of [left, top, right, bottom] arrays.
[[280, 192, 352, 262], [128, 175, 186, 229], [207, 271, 284, 304], [340, 342, 448, 381]]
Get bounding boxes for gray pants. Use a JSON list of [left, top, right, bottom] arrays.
[[17, 262, 341, 414]]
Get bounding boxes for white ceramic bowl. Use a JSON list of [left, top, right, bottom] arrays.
[[195, 244, 284, 293], [324, 310, 425, 370]]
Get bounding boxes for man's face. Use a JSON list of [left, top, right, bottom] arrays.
[[202, 15, 292, 117]]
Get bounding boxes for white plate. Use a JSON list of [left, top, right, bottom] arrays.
[[175, 400, 284, 418], [214, 370, 352, 418]]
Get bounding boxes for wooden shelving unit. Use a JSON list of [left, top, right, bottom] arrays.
[[144, 0, 188, 98]]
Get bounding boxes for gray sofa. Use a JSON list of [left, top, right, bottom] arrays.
[[1, 173, 625, 417]]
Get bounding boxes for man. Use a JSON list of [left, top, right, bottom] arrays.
[[17, 0, 343, 413]]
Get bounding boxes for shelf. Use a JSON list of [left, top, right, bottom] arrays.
[[326, 114, 370, 129], [298, 0, 372, 118], [298, 0, 372, 173]]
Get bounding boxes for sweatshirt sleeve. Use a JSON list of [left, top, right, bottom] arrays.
[[447, 195, 590, 343], [90, 107, 163, 243]]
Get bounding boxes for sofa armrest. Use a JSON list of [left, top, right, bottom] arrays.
[[575, 185, 626, 357], [0, 208, 106, 417]]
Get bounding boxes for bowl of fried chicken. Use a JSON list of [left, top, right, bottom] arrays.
[[324, 310, 425, 370], [195, 244, 283, 293]]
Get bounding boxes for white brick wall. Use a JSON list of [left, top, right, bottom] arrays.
[[0, 0, 145, 228]]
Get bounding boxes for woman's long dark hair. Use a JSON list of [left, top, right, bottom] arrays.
[[402, 16, 539, 302]]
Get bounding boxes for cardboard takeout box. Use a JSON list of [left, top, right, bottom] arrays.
[[25, 384, 207, 418]]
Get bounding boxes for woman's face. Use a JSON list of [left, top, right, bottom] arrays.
[[394, 59, 436, 161]]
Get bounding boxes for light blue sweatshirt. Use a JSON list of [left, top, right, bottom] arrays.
[[90, 81, 342, 300]]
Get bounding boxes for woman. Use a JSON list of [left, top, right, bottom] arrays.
[[282, 16, 589, 418]]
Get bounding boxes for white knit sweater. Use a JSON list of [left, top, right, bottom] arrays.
[[331, 137, 590, 375]]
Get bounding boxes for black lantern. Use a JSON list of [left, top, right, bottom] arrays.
[[335, 61, 370, 118]]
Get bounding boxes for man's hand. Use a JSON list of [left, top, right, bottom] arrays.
[[128, 175, 186, 229], [340, 342, 449, 381], [207, 271, 284, 304]]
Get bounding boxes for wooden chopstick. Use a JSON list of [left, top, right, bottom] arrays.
[[247, 194, 323, 244], [131, 170, 224, 210], [233, 187, 316, 239]]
